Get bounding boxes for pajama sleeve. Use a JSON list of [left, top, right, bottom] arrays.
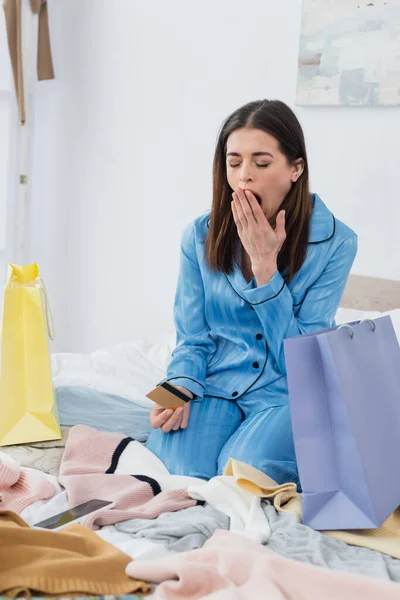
[[241, 234, 358, 376], [156, 221, 217, 400]]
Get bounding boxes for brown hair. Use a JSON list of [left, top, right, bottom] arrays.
[[204, 99, 311, 282]]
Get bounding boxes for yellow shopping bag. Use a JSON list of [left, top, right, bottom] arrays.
[[0, 263, 62, 446]]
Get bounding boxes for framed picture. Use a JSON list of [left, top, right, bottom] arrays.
[[296, 0, 400, 106]]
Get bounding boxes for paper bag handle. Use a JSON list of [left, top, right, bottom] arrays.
[[338, 319, 376, 339], [40, 278, 55, 341], [9, 271, 55, 341]]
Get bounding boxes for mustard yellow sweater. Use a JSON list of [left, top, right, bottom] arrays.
[[0, 510, 151, 598]]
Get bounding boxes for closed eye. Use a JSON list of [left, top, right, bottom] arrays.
[[229, 163, 270, 168]]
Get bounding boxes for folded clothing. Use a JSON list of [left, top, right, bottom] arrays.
[[0, 453, 56, 514], [0, 510, 151, 598], [56, 386, 152, 441]]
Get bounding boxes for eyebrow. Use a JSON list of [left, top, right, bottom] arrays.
[[226, 151, 274, 158]]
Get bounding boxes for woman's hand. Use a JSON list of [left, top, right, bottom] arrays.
[[231, 187, 286, 276], [150, 385, 192, 433]]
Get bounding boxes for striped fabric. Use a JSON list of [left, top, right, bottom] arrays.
[[147, 194, 357, 486], [59, 425, 197, 529]]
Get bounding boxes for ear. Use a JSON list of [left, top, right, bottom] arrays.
[[291, 158, 304, 183]]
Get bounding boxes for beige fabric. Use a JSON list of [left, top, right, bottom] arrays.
[[223, 457, 297, 505], [3, 0, 55, 124], [223, 458, 400, 559]]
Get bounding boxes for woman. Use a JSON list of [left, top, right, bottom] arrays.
[[146, 99, 357, 488]]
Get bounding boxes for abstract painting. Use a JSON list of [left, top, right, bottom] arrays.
[[296, 0, 400, 106]]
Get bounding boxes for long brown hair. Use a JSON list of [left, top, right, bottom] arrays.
[[204, 100, 311, 282]]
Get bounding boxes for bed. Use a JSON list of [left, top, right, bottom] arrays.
[[1, 274, 400, 596], [4, 274, 398, 474], [341, 273, 400, 312]]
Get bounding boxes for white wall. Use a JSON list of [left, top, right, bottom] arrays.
[[0, 15, 14, 284], [28, 0, 400, 353]]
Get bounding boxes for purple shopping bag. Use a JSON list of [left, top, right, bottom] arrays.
[[284, 316, 400, 531]]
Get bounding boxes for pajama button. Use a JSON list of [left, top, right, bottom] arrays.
[[232, 391, 238, 397], [256, 333, 263, 340], [252, 362, 259, 368]]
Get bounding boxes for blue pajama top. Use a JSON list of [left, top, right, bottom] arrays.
[[157, 193, 358, 404]]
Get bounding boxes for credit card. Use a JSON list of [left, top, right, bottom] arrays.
[[145, 381, 191, 409]]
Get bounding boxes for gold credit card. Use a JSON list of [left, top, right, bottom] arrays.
[[145, 381, 192, 409]]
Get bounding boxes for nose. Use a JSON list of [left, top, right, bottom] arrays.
[[239, 165, 253, 184]]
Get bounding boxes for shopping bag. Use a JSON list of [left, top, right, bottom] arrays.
[[0, 263, 61, 446], [284, 316, 400, 531]]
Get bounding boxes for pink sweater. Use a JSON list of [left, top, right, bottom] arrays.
[[127, 529, 400, 600], [0, 453, 56, 514], [59, 424, 196, 529]]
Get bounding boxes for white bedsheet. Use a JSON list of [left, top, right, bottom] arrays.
[[51, 333, 176, 407]]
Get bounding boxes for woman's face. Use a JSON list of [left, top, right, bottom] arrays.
[[226, 127, 303, 219]]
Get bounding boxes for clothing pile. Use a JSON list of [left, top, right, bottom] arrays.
[[1, 424, 400, 599]]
